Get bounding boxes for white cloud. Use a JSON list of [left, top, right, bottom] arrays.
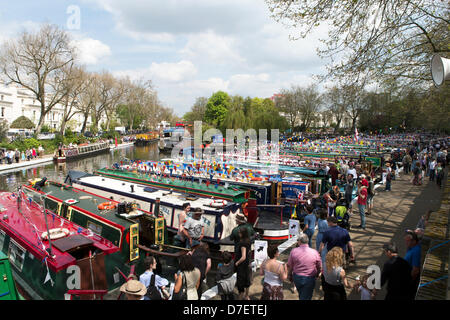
[[71, 37, 112, 65], [180, 31, 245, 66], [149, 60, 197, 82], [85, 0, 262, 39]]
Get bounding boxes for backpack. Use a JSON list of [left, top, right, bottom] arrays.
[[172, 272, 187, 300], [145, 273, 162, 300]]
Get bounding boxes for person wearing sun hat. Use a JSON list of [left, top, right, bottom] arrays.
[[120, 279, 147, 300], [230, 211, 255, 249]]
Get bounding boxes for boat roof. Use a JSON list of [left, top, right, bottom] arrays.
[[0, 192, 118, 272], [95, 168, 249, 201], [127, 162, 272, 187], [75, 175, 238, 212], [24, 181, 142, 229]]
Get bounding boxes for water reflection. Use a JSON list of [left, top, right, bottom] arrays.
[[0, 143, 164, 192]]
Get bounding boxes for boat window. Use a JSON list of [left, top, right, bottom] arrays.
[[86, 221, 102, 235], [0, 230, 5, 251], [44, 198, 59, 213], [8, 239, 26, 271]]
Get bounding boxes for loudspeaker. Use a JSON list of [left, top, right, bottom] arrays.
[[430, 54, 450, 86]]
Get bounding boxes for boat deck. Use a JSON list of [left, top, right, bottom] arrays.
[[24, 181, 140, 229], [0, 192, 117, 272], [95, 168, 249, 203], [75, 174, 240, 212]]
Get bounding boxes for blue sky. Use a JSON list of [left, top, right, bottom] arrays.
[[0, 0, 330, 116]]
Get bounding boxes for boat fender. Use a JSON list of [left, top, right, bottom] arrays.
[[41, 228, 70, 240], [98, 202, 117, 210], [210, 199, 227, 207]]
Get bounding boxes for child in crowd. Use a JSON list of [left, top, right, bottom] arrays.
[[216, 251, 236, 300], [355, 274, 376, 300]]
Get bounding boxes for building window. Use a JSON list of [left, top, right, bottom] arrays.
[[22, 108, 24, 115], [1, 107, 4, 117], [33, 110, 36, 118], [1, 95, 3, 100], [21, 99, 24, 104]]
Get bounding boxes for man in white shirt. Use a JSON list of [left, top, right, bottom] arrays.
[[347, 165, 357, 180], [429, 159, 436, 181], [182, 208, 205, 248]]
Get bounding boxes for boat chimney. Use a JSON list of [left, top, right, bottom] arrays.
[[155, 198, 160, 216]]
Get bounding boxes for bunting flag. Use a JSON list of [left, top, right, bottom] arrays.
[[43, 258, 54, 287]]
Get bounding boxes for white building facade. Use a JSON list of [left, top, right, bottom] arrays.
[[0, 81, 103, 132]]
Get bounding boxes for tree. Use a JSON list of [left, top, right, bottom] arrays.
[[266, 0, 450, 87], [0, 24, 76, 133], [76, 72, 98, 134], [59, 66, 88, 135], [204, 91, 230, 128], [10, 116, 35, 129], [222, 95, 246, 130], [342, 84, 364, 131], [183, 97, 208, 123], [274, 87, 301, 134], [298, 84, 322, 130], [91, 71, 124, 132], [325, 86, 347, 132]]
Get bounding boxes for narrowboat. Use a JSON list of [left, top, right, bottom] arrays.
[[23, 179, 186, 286], [0, 188, 119, 300], [94, 167, 251, 203], [0, 251, 21, 300], [53, 141, 110, 163], [65, 171, 243, 245]]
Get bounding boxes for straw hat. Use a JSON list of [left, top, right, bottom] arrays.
[[120, 280, 147, 296], [235, 212, 247, 224]]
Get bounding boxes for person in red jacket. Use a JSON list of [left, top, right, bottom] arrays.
[[328, 164, 339, 186], [355, 181, 368, 230]]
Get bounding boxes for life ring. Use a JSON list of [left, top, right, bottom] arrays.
[[41, 228, 70, 240], [98, 202, 117, 210], [210, 199, 227, 207]]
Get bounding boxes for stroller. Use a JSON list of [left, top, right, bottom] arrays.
[[335, 199, 351, 231]]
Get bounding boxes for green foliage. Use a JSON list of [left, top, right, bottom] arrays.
[[40, 124, 51, 133], [358, 86, 450, 134], [116, 104, 144, 130], [0, 137, 40, 152], [204, 91, 230, 127], [185, 92, 289, 135], [10, 116, 35, 129]]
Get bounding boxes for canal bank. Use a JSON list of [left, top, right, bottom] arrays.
[[0, 156, 54, 174]]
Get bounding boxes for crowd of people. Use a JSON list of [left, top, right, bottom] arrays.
[[0, 146, 44, 165], [117, 136, 448, 301]]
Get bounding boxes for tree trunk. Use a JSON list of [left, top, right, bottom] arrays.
[[81, 112, 89, 133], [60, 120, 66, 136]]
